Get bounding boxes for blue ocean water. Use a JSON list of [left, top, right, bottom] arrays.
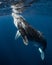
[[0, 1, 52, 65]]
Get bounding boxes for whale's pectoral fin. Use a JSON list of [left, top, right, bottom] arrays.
[[15, 30, 21, 40], [23, 36, 28, 46], [38, 48, 45, 60], [20, 29, 28, 45]]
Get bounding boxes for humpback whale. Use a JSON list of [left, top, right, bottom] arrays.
[[0, 0, 47, 60], [12, 12, 47, 60], [11, 0, 47, 60]]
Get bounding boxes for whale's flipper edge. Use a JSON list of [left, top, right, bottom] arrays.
[[23, 36, 28, 46], [15, 30, 21, 40], [38, 48, 45, 60]]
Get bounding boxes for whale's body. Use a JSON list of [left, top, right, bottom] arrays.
[[12, 11, 47, 60]]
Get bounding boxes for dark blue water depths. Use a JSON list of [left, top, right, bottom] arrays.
[[0, 0, 52, 65]]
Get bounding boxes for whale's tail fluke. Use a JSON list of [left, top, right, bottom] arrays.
[[38, 48, 45, 60]]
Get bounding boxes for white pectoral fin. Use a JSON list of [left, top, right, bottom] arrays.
[[15, 30, 21, 40], [23, 36, 28, 46], [38, 48, 45, 60]]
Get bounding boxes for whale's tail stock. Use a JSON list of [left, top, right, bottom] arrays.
[[38, 36, 47, 60]]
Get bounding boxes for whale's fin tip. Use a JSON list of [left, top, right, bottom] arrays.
[[38, 48, 45, 60], [15, 30, 21, 40], [23, 36, 28, 46], [41, 51, 45, 60]]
